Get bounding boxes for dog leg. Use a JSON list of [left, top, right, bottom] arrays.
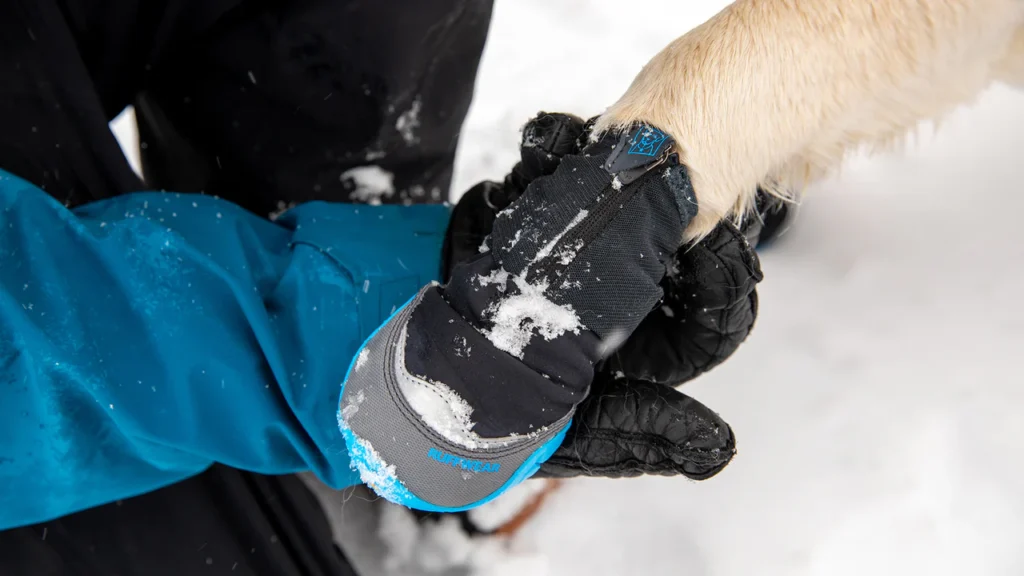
[[596, 0, 1024, 240]]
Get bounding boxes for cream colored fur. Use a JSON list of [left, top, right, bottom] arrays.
[[596, 0, 1024, 240]]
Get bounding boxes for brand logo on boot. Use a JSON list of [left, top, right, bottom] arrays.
[[428, 447, 501, 473]]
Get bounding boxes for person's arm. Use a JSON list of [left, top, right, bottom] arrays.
[[0, 169, 449, 530]]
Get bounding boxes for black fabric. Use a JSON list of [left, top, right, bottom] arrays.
[[0, 0, 493, 572], [604, 219, 762, 386], [537, 375, 735, 479], [0, 465, 357, 576], [0, 0, 145, 206], [1, 0, 491, 210], [404, 285, 597, 436], [537, 156, 695, 336], [132, 0, 493, 212]]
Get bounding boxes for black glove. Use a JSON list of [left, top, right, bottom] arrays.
[[444, 113, 764, 480], [540, 218, 761, 478]]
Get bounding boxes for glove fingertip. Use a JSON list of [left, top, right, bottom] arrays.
[[678, 422, 736, 480]]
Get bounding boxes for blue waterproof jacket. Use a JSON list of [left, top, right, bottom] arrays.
[[0, 169, 450, 530]]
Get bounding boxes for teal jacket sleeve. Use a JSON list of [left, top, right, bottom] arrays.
[[0, 169, 449, 530]]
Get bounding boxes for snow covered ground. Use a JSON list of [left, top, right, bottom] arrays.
[[452, 2, 1024, 575], [113, 1, 1024, 574]]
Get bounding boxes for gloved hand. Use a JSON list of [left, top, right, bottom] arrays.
[[338, 112, 760, 512], [445, 113, 764, 480]]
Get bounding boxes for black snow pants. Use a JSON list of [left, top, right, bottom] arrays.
[[0, 0, 492, 574]]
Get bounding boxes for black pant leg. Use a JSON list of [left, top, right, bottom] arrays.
[[0, 0, 143, 205], [0, 465, 359, 576]]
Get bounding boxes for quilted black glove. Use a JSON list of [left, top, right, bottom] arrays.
[[445, 113, 764, 480], [540, 218, 761, 478]]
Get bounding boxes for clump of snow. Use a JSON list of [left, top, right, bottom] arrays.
[[396, 97, 422, 145], [337, 414, 402, 502], [504, 229, 523, 250], [354, 349, 370, 372], [473, 210, 592, 358], [483, 273, 582, 359], [395, 340, 526, 449], [559, 278, 583, 290], [395, 322, 544, 449], [532, 209, 587, 263], [398, 371, 481, 449], [476, 268, 510, 292], [611, 175, 623, 190], [341, 166, 395, 205], [394, 326, 482, 449]]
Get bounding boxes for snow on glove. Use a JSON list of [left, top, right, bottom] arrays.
[[338, 116, 698, 511], [444, 113, 763, 482]]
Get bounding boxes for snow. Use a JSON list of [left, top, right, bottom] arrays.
[[108, 0, 1024, 573], [341, 165, 395, 205], [476, 206, 593, 359], [532, 209, 588, 263], [475, 267, 509, 291], [341, 389, 365, 421], [396, 97, 422, 145], [475, 264, 583, 358], [394, 322, 540, 450], [395, 356, 480, 449], [354, 349, 370, 372], [448, 1, 1024, 575], [337, 411, 403, 502], [482, 273, 582, 359]]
